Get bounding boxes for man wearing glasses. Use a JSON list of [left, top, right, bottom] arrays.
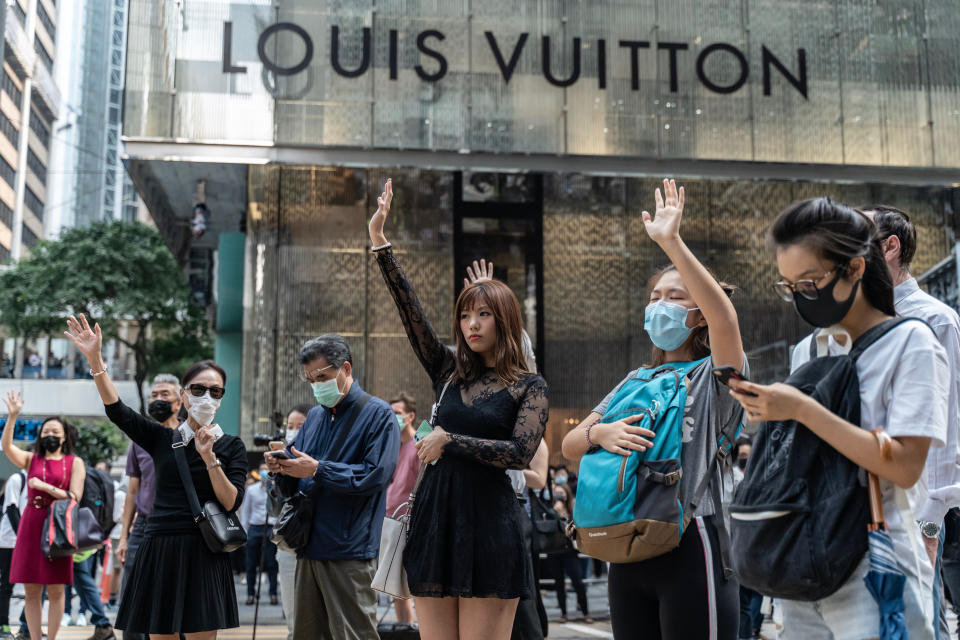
[[264, 334, 399, 640]]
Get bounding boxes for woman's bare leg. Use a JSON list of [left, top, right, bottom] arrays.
[[414, 596, 459, 640], [458, 597, 519, 640]]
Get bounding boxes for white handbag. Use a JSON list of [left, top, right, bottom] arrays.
[[371, 380, 451, 599]]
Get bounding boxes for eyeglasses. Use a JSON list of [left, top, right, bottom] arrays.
[[298, 364, 335, 383], [772, 270, 836, 302], [186, 383, 225, 400]]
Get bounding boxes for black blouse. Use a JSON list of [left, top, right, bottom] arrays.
[[375, 247, 548, 469], [105, 400, 247, 536]]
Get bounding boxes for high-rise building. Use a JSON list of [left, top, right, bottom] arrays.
[[44, 0, 140, 237], [0, 0, 60, 263]]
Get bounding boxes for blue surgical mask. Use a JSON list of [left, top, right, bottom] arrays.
[[644, 301, 699, 351], [555, 476, 567, 484], [311, 370, 343, 407]]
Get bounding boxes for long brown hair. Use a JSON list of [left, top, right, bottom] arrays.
[[452, 280, 530, 386], [646, 265, 736, 368]]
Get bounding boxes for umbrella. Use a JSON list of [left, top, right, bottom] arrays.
[[862, 471, 908, 640]]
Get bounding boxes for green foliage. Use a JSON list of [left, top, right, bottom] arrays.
[[72, 418, 130, 466], [0, 221, 210, 411], [148, 330, 214, 380]]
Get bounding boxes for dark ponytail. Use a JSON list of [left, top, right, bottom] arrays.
[[768, 197, 894, 317]]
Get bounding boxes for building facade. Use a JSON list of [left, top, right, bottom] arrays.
[[122, 0, 960, 450]]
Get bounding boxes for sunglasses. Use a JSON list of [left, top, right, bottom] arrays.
[[186, 383, 225, 400]]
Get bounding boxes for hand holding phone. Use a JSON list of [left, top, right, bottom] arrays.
[[266, 449, 292, 459], [712, 366, 758, 397]]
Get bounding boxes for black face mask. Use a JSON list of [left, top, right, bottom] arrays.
[[39, 436, 61, 454], [793, 271, 860, 328], [736, 457, 748, 471], [148, 400, 174, 422]]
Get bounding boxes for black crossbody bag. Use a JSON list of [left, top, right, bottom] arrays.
[[272, 393, 370, 554], [172, 430, 247, 553]]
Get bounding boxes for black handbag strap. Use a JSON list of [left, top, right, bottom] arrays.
[[171, 429, 205, 523]]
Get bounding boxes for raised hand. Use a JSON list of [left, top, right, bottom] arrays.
[[464, 259, 494, 288], [368, 179, 393, 248], [64, 314, 103, 363], [641, 179, 685, 245], [2, 391, 23, 416]]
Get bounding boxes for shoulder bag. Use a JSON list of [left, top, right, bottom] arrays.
[[172, 430, 247, 553], [271, 393, 371, 554], [372, 379, 452, 599]]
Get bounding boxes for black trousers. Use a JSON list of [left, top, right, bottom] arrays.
[[245, 524, 278, 597], [0, 548, 12, 627], [548, 549, 588, 617], [608, 516, 738, 640]]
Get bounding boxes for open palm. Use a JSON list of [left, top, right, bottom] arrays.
[[64, 314, 103, 362], [2, 391, 23, 415], [642, 179, 685, 243], [368, 179, 393, 247]]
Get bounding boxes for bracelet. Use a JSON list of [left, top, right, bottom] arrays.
[[585, 422, 596, 448], [370, 241, 392, 252], [90, 365, 108, 377]]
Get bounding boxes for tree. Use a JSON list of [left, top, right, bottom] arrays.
[[72, 418, 130, 466], [0, 221, 210, 412]]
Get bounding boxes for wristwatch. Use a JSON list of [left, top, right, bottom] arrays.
[[206, 459, 222, 471], [919, 520, 941, 539]]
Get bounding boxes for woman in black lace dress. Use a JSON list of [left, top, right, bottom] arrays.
[[369, 179, 549, 640]]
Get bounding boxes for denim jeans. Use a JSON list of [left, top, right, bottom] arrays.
[[73, 554, 110, 627]]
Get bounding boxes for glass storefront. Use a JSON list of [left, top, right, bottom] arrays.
[[240, 165, 955, 456]]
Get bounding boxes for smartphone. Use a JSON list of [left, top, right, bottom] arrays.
[[712, 366, 758, 397], [268, 440, 285, 451], [415, 420, 439, 465], [266, 449, 292, 459]]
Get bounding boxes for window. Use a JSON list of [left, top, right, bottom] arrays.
[[123, 205, 137, 222], [0, 199, 11, 229], [109, 106, 119, 124], [29, 113, 49, 147], [3, 72, 22, 108], [37, 2, 55, 42], [0, 156, 16, 188], [24, 186, 43, 220], [109, 89, 121, 106], [27, 149, 46, 184], [105, 169, 115, 186], [12, 2, 25, 25], [21, 224, 36, 247], [0, 112, 18, 147], [34, 40, 52, 72], [0, 244, 9, 263]]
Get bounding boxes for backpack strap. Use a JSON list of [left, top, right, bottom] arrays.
[[848, 317, 931, 360]]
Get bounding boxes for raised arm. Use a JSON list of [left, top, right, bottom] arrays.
[[642, 180, 744, 371], [435, 377, 549, 470], [65, 314, 165, 451], [1, 391, 31, 470], [370, 179, 454, 383]]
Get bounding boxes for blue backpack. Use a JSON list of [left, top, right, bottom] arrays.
[[573, 358, 737, 563]]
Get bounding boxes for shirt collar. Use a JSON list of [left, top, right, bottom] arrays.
[[894, 277, 920, 305], [177, 421, 224, 445]]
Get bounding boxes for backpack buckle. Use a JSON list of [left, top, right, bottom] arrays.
[[663, 470, 681, 486]]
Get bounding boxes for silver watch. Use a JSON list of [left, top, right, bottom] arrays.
[[919, 520, 941, 539]]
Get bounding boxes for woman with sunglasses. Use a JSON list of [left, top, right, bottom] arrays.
[[65, 314, 248, 640], [729, 199, 947, 639]]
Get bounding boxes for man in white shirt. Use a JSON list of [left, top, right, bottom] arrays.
[[0, 470, 26, 638], [240, 463, 279, 607]]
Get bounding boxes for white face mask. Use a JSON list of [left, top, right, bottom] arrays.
[[185, 392, 220, 427], [285, 428, 299, 443]]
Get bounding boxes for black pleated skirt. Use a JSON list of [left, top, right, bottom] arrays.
[[115, 532, 239, 634]]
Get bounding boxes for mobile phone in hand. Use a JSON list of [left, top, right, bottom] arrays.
[[712, 366, 758, 397], [266, 449, 292, 459]]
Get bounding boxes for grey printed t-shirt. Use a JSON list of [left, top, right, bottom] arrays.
[[592, 356, 748, 517]]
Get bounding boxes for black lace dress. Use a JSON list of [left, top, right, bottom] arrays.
[[376, 247, 549, 599]]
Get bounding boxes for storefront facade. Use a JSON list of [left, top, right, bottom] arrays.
[[122, 0, 960, 451]]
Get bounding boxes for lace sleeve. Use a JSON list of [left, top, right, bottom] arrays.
[[444, 376, 549, 470], [375, 247, 454, 384]]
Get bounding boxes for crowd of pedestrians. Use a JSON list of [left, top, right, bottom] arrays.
[[0, 177, 955, 640]]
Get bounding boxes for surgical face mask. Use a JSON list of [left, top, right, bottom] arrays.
[[311, 369, 343, 407], [185, 391, 220, 426], [285, 428, 299, 443], [396, 414, 405, 429], [39, 435, 61, 454], [148, 400, 174, 422], [793, 272, 860, 328], [555, 476, 567, 484], [644, 301, 699, 351]]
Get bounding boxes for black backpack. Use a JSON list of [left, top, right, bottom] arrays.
[[729, 318, 922, 601], [81, 467, 116, 536]]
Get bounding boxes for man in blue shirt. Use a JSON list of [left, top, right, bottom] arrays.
[[265, 334, 399, 640]]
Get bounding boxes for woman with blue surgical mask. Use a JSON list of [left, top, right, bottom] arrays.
[[561, 180, 747, 640]]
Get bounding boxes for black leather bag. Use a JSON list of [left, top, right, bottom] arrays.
[[41, 498, 105, 559], [171, 431, 247, 553], [528, 491, 570, 555], [272, 393, 370, 554]]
